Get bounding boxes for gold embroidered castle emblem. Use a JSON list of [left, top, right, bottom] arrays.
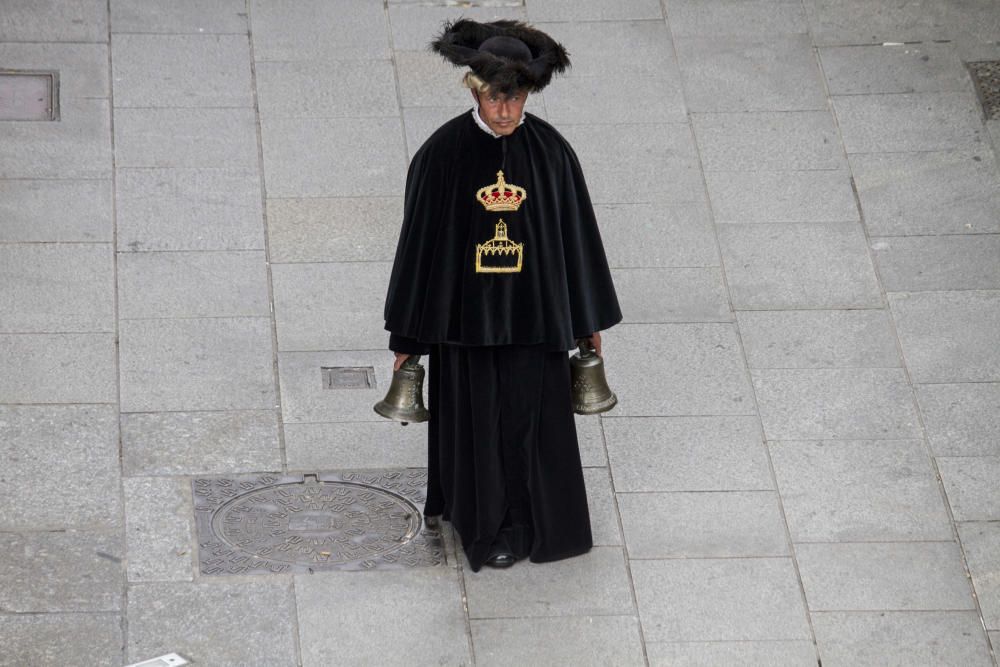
[[476, 171, 526, 212], [475, 220, 523, 273]]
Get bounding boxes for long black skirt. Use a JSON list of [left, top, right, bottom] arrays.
[[423, 344, 593, 572]]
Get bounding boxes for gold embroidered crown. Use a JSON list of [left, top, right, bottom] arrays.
[[475, 220, 523, 274], [476, 171, 526, 212]]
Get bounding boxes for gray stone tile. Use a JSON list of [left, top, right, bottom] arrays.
[[0, 99, 112, 179], [833, 92, 985, 154], [112, 34, 252, 108], [396, 50, 475, 108], [632, 558, 810, 641], [796, 542, 975, 611], [619, 491, 789, 558], [119, 317, 276, 411], [389, 4, 526, 51], [124, 477, 194, 582], [0, 42, 108, 99], [612, 268, 731, 323], [111, 0, 248, 33], [957, 522, 1000, 629], [267, 197, 402, 263], [527, 0, 662, 21], [872, 235, 1000, 291], [664, 0, 809, 37], [850, 149, 1000, 236], [472, 616, 644, 667], [261, 117, 407, 197], [117, 250, 269, 319], [603, 324, 755, 417], [936, 2, 1000, 54], [752, 368, 921, 440], [284, 421, 427, 470], [770, 439, 952, 542], [719, 222, 882, 310], [0, 613, 123, 667], [576, 414, 607, 468], [705, 170, 858, 224], [889, 291, 1000, 383], [0, 405, 120, 531], [560, 124, 704, 204], [817, 612, 994, 666], [0, 333, 116, 403], [0, 243, 114, 333], [122, 410, 280, 476], [403, 106, 469, 157], [296, 569, 470, 667], [692, 111, 845, 172], [278, 350, 399, 423], [938, 457, 1000, 521], [544, 74, 687, 125], [915, 383, 1000, 457], [271, 262, 390, 351], [126, 580, 297, 666], [116, 168, 265, 251], [604, 416, 773, 492], [114, 107, 258, 169], [584, 467, 621, 546], [464, 546, 633, 618], [0, 0, 108, 41], [737, 309, 900, 369], [676, 34, 826, 112], [256, 60, 397, 118], [820, 43, 974, 95], [533, 20, 677, 79], [249, 0, 390, 61], [803, 0, 943, 45], [0, 531, 122, 612], [647, 640, 818, 667], [0, 179, 112, 243], [598, 201, 720, 268]]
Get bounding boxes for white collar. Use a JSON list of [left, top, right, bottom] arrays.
[[471, 97, 525, 138]]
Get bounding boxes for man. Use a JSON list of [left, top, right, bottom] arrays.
[[383, 19, 621, 571]]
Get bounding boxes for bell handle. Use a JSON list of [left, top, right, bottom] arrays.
[[400, 354, 422, 369], [575, 338, 596, 359]]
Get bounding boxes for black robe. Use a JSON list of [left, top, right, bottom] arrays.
[[384, 111, 621, 571]]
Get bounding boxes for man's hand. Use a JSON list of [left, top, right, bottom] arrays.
[[589, 331, 602, 357], [393, 352, 411, 371]]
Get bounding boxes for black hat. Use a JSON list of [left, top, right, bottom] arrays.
[[431, 19, 570, 93]]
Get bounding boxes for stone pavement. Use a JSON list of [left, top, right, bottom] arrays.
[[1, 0, 999, 665]]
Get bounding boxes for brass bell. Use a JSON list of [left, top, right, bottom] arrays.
[[570, 339, 617, 415], [374, 355, 430, 425]]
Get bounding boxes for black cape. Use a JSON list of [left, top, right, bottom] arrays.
[[384, 111, 621, 350]]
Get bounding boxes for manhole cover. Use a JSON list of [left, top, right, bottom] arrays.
[[192, 470, 445, 575], [968, 60, 1000, 120], [0, 70, 59, 121]]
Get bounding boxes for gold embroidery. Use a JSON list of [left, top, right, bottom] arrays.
[[476, 171, 526, 212], [475, 219, 523, 273]]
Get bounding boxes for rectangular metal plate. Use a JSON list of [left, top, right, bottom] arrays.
[[968, 60, 1000, 120], [0, 70, 59, 121], [322, 366, 375, 389]]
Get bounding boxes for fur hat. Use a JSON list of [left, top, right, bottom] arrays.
[[430, 19, 570, 93]]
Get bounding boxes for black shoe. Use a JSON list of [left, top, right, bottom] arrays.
[[484, 552, 516, 568]]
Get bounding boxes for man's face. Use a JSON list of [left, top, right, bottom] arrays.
[[473, 89, 528, 136]]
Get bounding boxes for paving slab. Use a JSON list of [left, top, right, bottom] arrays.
[[271, 262, 391, 351], [463, 546, 633, 618], [705, 170, 858, 224], [0, 98, 112, 179], [612, 267, 731, 323], [261, 117, 406, 197], [833, 92, 986, 154], [820, 43, 973, 95], [117, 250, 269, 319], [584, 467, 621, 546], [676, 34, 826, 112], [603, 324, 755, 417], [284, 421, 427, 470], [527, 0, 661, 21], [0, 243, 114, 333], [692, 111, 845, 171], [0, 179, 112, 243], [0, 613, 123, 667], [646, 640, 818, 667], [598, 201, 720, 268], [389, 4, 526, 52], [116, 168, 264, 251], [124, 476, 194, 582], [664, 0, 808, 36], [889, 291, 1000, 383], [0, 531, 122, 612], [736, 309, 900, 369], [803, 0, 943, 45], [0, 0, 108, 42], [0, 42, 109, 99], [0, 333, 116, 404], [632, 557, 810, 641], [871, 234, 1000, 291], [113, 107, 258, 169], [249, 0, 390, 62], [402, 106, 471, 157], [849, 149, 1000, 236], [938, 457, 1000, 521], [605, 416, 772, 492], [278, 350, 400, 424], [126, 580, 297, 666], [119, 317, 276, 412], [956, 522, 1000, 629], [770, 439, 952, 542], [915, 382, 1000, 456], [531, 20, 677, 79], [121, 409, 281, 476], [795, 541, 975, 611], [111, 0, 248, 34], [576, 414, 608, 468], [719, 222, 882, 310], [267, 197, 402, 263], [472, 616, 643, 667], [618, 491, 788, 558], [812, 611, 994, 666], [396, 50, 476, 108], [543, 74, 687, 125], [255, 60, 398, 118]]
